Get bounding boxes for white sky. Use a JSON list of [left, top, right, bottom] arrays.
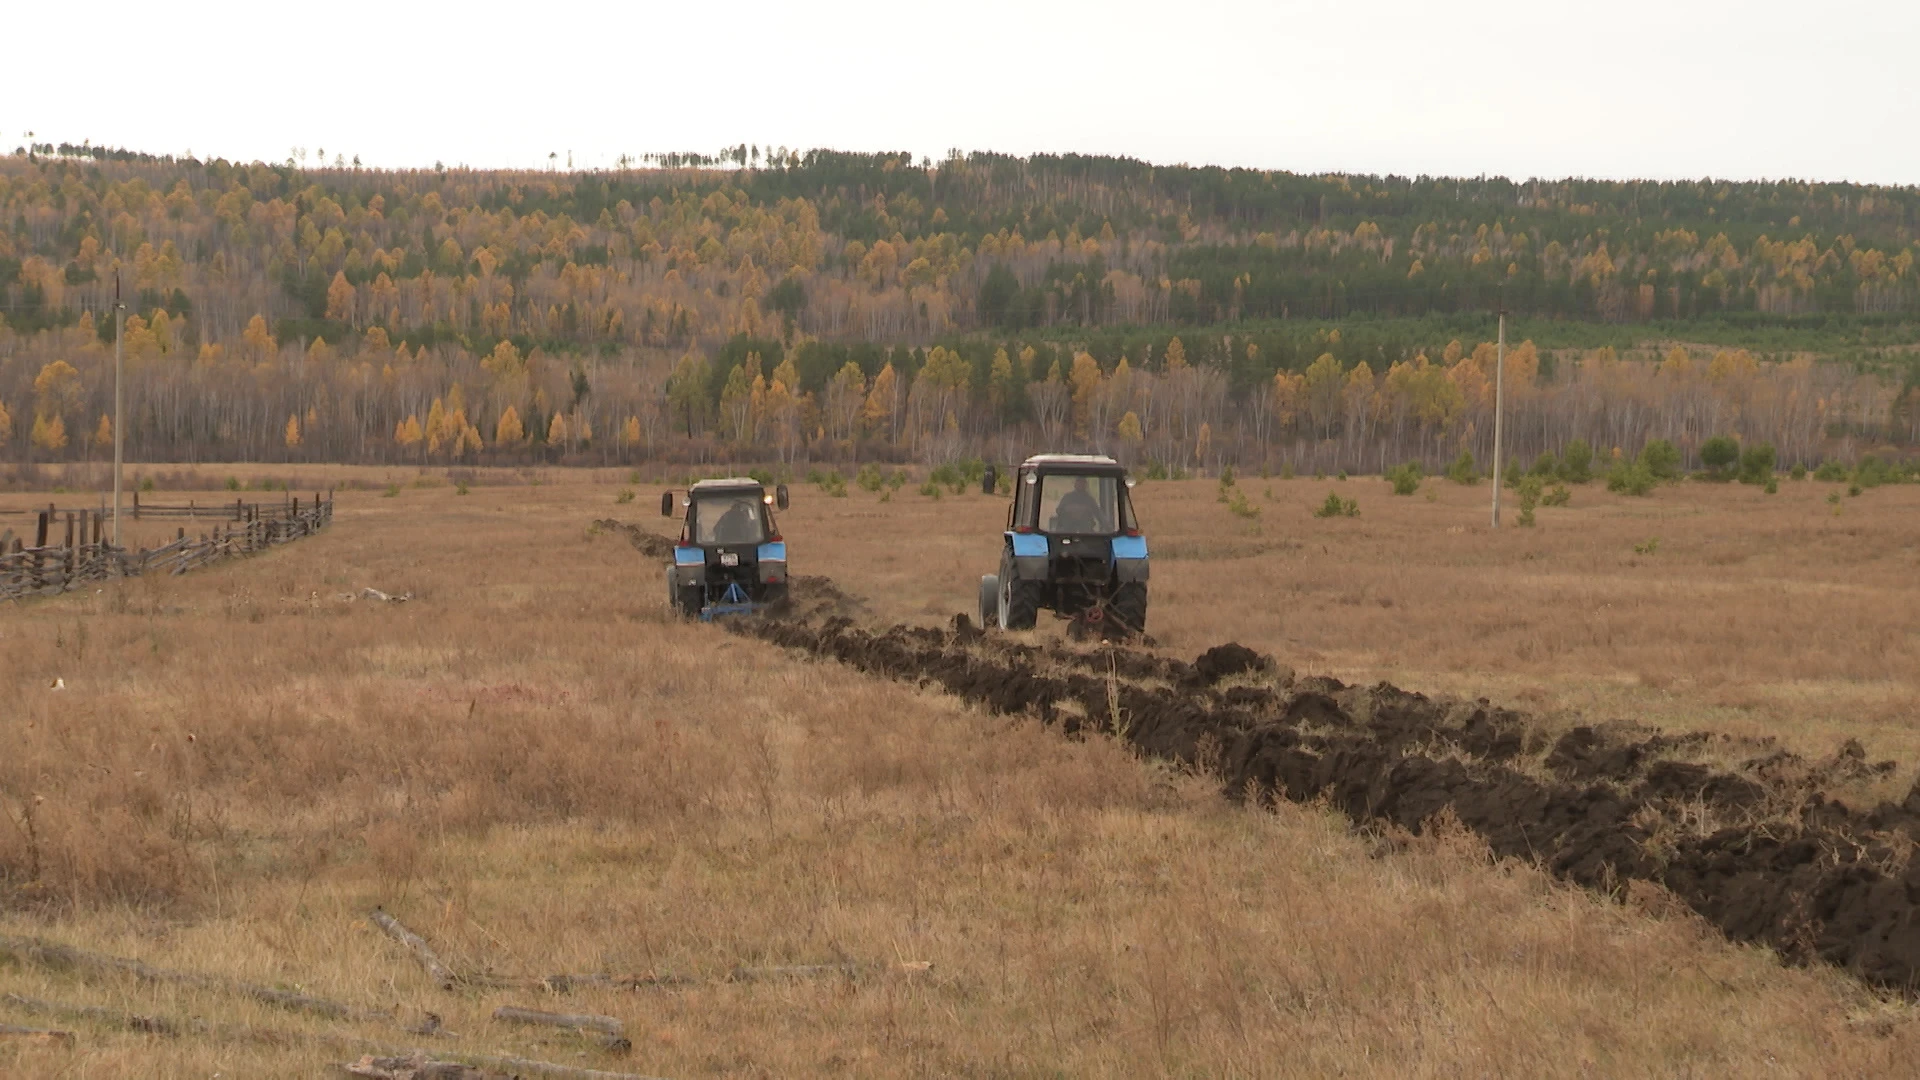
[[11, 0, 1918, 185]]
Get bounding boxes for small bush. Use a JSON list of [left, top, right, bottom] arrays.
[[856, 463, 884, 492], [1386, 461, 1422, 496], [1220, 464, 1236, 488], [139, 476, 156, 492], [1279, 462, 1295, 480], [1738, 442, 1776, 486], [823, 471, 848, 497], [628, 470, 643, 484], [1515, 475, 1543, 527], [1529, 451, 1558, 478], [382, 483, 400, 498], [1699, 435, 1740, 479], [805, 467, 826, 485], [928, 462, 961, 491], [1606, 460, 1655, 496], [1313, 491, 1360, 518], [1446, 449, 1479, 485], [226, 476, 241, 491], [1560, 439, 1594, 483], [1336, 470, 1348, 481], [748, 467, 774, 485], [1789, 463, 1807, 481], [1145, 459, 1169, 481], [1226, 489, 1260, 519], [887, 468, 909, 490], [615, 488, 635, 504], [917, 480, 942, 499], [1813, 461, 1848, 482], [1542, 484, 1572, 507], [1502, 460, 1523, 487], [1638, 439, 1681, 481], [1848, 483, 1862, 498], [1764, 477, 1778, 495], [1633, 537, 1660, 555], [1856, 455, 1895, 489]]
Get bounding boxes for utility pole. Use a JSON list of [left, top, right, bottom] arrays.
[[1489, 298, 1507, 528], [112, 272, 126, 547]]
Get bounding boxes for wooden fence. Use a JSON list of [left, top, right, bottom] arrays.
[[0, 493, 333, 603], [0, 492, 273, 525]]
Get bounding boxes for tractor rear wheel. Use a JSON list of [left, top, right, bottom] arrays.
[[1001, 576, 1041, 631], [674, 583, 705, 618], [1109, 582, 1148, 636], [978, 575, 999, 629]]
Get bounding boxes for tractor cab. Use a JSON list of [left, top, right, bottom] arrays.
[[660, 478, 791, 619], [978, 455, 1149, 636]]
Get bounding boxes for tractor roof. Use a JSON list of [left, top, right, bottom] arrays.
[[688, 478, 766, 494], [1022, 454, 1124, 470]]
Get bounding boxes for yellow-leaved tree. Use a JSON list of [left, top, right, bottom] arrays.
[[94, 414, 113, 449], [495, 405, 525, 446], [0, 399, 12, 445], [284, 413, 302, 448], [622, 416, 641, 448], [31, 413, 67, 451]]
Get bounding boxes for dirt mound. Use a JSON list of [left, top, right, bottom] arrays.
[[595, 519, 677, 560], [734, 607, 1920, 989]]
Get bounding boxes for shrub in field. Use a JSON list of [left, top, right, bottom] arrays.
[[918, 480, 942, 499], [748, 467, 774, 485], [1226, 489, 1260, 519], [1279, 462, 1295, 480], [887, 468, 910, 490], [1856, 455, 1895, 489], [1560, 439, 1594, 483], [1313, 491, 1360, 518], [1502, 460, 1523, 487], [1530, 451, 1558, 478], [615, 488, 635, 504], [382, 482, 400, 498], [1639, 439, 1682, 481], [1634, 536, 1660, 555], [1542, 484, 1572, 507], [1699, 435, 1740, 480], [1516, 475, 1543, 526], [1765, 477, 1779, 494], [226, 476, 241, 491], [856, 463, 884, 492], [1790, 463, 1807, 481], [1813, 461, 1848, 482], [822, 471, 848, 497], [1337, 470, 1349, 481], [457, 482, 471, 496], [929, 462, 961, 491], [1386, 461, 1422, 496], [1447, 449, 1479, 485], [1145, 459, 1168, 480], [1607, 460, 1655, 496], [1739, 443, 1776, 486]]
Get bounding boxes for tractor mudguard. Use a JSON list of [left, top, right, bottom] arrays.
[[671, 545, 706, 586], [1007, 531, 1048, 581], [1111, 533, 1149, 583]]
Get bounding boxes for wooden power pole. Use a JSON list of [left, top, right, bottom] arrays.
[[112, 273, 126, 547], [1489, 300, 1507, 528]]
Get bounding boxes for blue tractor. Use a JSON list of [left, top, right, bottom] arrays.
[[977, 454, 1149, 636], [661, 478, 791, 619]]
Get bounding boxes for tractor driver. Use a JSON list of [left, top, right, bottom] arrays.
[[1050, 476, 1105, 533], [710, 496, 762, 544]]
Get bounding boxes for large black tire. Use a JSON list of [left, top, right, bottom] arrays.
[[978, 575, 999, 629], [1108, 582, 1148, 636], [1002, 578, 1041, 631], [673, 583, 705, 618]]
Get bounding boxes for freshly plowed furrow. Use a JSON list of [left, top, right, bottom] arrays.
[[736, 612, 1920, 989]]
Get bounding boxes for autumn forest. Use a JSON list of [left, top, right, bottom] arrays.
[[3, 143, 1918, 474]]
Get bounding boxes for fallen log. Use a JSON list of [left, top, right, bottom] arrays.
[[492, 1005, 622, 1036], [0, 1022, 76, 1048], [369, 908, 458, 990], [3, 994, 664, 1080], [0, 933, 391, 1024]]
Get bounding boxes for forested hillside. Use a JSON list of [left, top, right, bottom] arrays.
[[2, 143, 1918, 471]]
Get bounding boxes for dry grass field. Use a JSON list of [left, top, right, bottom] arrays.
[[2, 463, 1918, 1076]]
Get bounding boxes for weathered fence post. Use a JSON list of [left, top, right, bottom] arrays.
[[35, 511, 48, 548]]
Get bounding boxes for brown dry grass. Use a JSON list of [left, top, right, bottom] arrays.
[[2, 466, 1918, 1075]]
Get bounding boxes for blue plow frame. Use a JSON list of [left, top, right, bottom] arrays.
[[699, 581, 765, 621]]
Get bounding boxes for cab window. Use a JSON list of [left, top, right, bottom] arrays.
[[690, 494, 767, 545], [1038, 473, 1119, 534]]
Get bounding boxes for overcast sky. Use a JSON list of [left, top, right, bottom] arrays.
[[11, 0, 1917, 185]]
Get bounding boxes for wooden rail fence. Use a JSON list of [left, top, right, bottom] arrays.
[[0, 493, 333, 603]]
